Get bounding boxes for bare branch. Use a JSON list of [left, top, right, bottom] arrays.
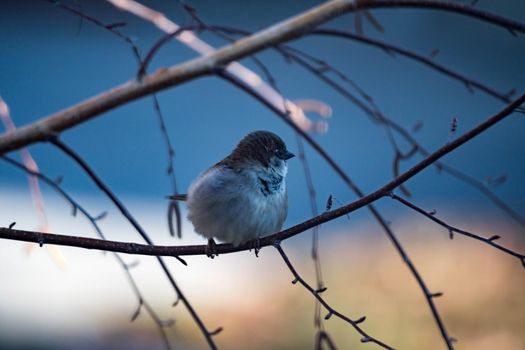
[[390, 193, 525, 266], [219, 71, 524, 349], [48, 138, 217, 349], [43, 0, 184, 237], [274, 242, 394, 350], [359, 0, 525, 34], [1, 155, 174, 349], [2, 93, 522, 256], [2, 0, 525, 155], [310, 29, 512, 102], [276, 43, 525, 227]]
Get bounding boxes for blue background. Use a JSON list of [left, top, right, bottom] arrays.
[[1, 0, 524, 232]]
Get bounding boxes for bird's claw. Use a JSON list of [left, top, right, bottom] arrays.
[[248, 237, 261, 257], [206, 238, 218, 259]]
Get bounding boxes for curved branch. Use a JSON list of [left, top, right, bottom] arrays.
[[310, 29, 512, 102], [219, 70, 456, 348], [277, 44, 525, 227], [360, 0, 525, 34], [1, 155, 175, 348], [390, 193, 525, 265], [0, 0, 355, 155], [49, 138, 218, 350], [2, 0, 525, 155], [2, 92, 523, 257], [274, 243, 394, 349]]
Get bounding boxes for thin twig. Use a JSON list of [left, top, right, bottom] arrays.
[[310, 29, 512, 102], [48, 138, 218, 350], [1, 155, 174, 349], [45, 0, 183, 238], [2, 94, 521, 280], [219, 70, 455, 349], [389, 193, 525, 266], [3, 0, 525, 154], [273, 242, 394, 350], [359, 0, 525, 35], [2, 87, 524, 261], [277, 44, 525, 227]]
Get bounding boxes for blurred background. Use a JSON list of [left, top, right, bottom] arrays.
[[1, 0, 524, 349]]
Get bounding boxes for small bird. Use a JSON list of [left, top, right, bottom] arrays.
[[169, 130, 294, 256]]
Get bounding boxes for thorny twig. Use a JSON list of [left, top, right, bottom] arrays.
[[4, 94, 524, 258], [389, 193, 525, 267], [48, 138, 219, 350], [197, 24, 525, 228], [1, 154, 175, 349], [218, 70, 457, 349], [45, 0, 183, 238], [276, 44, 525, 227], [3, 0, 525, 154], [295, 134, 333, 347], [273, 242, 394, 350], [2, 2, 524, 349], [310, 29, 513, 102], [169, 8, 336, 344]]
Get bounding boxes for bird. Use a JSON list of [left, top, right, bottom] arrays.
[[168, 130, 294, 257]]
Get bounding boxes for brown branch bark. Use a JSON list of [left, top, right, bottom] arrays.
[[2, 92, 523, 257], [1, 0, 524, 155]]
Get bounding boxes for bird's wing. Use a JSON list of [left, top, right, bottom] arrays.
[[167, 194, 188, 201]]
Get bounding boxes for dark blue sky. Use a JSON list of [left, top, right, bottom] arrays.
[[1, 0, 524, 231]]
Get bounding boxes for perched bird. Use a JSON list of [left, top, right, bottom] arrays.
[[169, 131, 294, 256]]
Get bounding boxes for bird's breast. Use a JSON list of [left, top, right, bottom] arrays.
[[187, 165, 288, 246]]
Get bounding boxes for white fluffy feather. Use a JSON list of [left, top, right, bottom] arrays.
[[187, 158, 288, 246]]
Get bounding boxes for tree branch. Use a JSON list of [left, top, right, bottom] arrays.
[[359, 0, 525, 34], [0, 0, 355, 154], [1, 0, 524, 155], [49, 138, 218, 350], [390, 193, 525, 267], [1, 155, 175, 348], [2, 92, 523, 256], [310, 29, 512, 102], [274, 242, 394, 350]]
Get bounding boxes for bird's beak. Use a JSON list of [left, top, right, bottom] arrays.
[[281, 150, 295, 160]]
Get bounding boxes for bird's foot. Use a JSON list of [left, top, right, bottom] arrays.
[[206, 238, 218, 259], [248, 237, 261, 258]]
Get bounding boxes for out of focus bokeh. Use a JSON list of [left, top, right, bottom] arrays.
[[1, 0, 524, 349]]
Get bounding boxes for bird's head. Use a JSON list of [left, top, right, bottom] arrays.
[[225, 131, 295, 171]]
